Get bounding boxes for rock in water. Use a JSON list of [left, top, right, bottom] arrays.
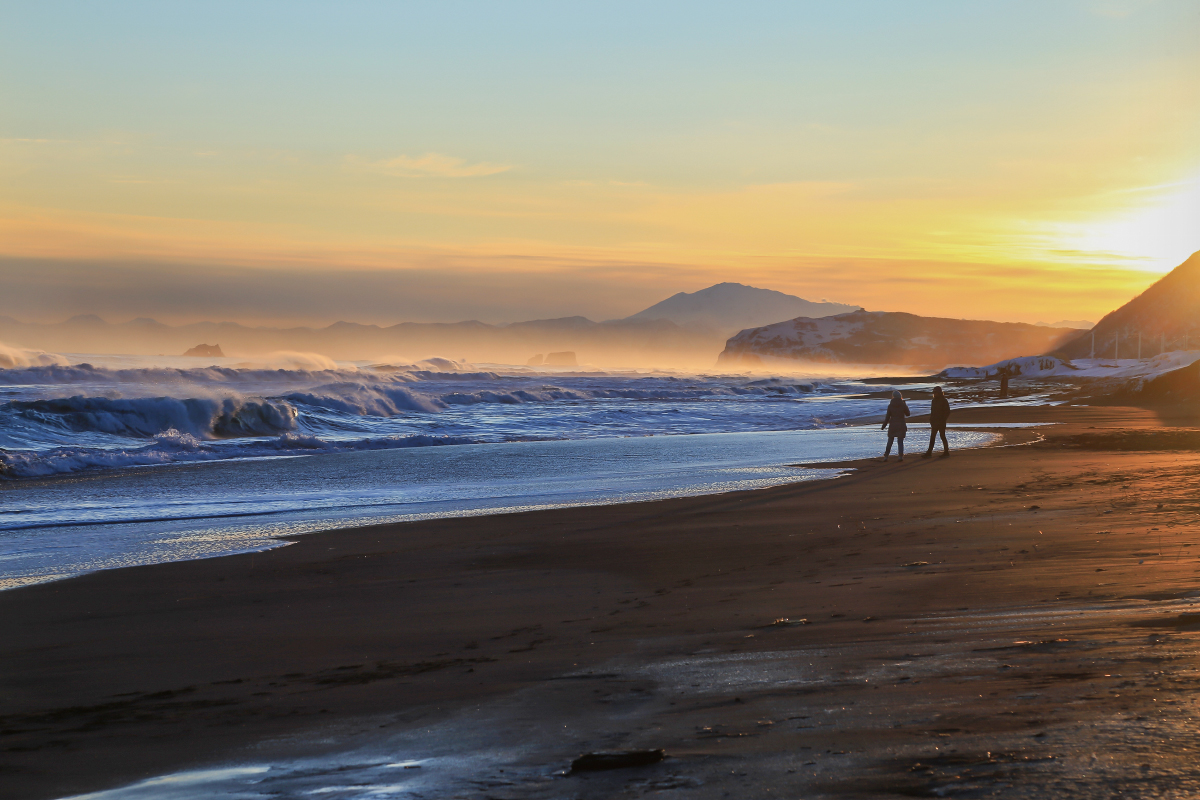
[[183, 344, 224, 357], [526, 353, 544, 366], [545, 351, 577, 366], [570, 749, 666, 772]]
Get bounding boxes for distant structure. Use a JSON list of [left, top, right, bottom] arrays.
[[183, 343, 224, 357], [526, 353, 544, 366], [544, 351, 577, 366]]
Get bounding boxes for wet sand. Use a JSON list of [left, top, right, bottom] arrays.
[[4, 403, 1200, 798]]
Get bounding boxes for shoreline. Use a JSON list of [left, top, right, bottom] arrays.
[[4, 402, 1200, 797], [0, 422, 1005, 592]]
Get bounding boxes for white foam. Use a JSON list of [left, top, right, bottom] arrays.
[[0, 357, 950, 480]]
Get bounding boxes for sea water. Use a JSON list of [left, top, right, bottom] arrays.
[[0, 356, 1000, 588]]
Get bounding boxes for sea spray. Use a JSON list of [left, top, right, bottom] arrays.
[[0, 358, 892, 479], [0, 343, 69, 369]]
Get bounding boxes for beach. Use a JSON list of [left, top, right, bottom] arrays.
[[5, 403, 1200, 798]]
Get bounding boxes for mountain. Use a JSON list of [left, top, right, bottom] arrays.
[[718, 310, 1080, 370], [625, 283, 859, 336], [0, 284, 863, 369], [1056, 251, 1200, 359]]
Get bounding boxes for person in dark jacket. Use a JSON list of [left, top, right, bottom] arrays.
[[881, 390, 911, 461], [923, 385, 951, 458]]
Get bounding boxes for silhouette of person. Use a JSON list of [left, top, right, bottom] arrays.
[[881, 390, 911, 462], [923, 385, 951, 458], [998, 367, 1010, 398]]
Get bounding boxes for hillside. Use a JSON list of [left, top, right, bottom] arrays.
[[718, 310, 1079, 370], [625, 283, 858, 336], [1056, 251, 1200, 359], [1114, 358, 1200, 402]]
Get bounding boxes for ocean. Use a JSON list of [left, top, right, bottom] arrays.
[[1, 355, 1001, 588]]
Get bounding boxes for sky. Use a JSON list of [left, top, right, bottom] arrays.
[[1, 0, 1198, 326]]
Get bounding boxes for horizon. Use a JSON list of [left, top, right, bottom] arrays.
[[3, 2, 1199, 329], [0, 254, 1194, 332]]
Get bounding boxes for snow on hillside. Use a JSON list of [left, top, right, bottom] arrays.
[[939, 351, 1200, 381]]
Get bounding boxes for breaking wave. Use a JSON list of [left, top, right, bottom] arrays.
[[284, 383, 446, 415], [11, 395, 298, 439], [0, 359, 881, 479]]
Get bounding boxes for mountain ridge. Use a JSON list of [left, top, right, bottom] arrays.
[[719, 310, 1080, 370], [0, 282, 864, 368], [1056, 251, 1200, 359]]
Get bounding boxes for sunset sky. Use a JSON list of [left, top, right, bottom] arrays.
[[2, 1, 1198, 326]]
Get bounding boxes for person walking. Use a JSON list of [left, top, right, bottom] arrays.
[[922, 385, 951, 458], [881, 390, 911, 462]]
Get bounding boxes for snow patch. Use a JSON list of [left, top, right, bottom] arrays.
[[938, 351, 1200, 381]]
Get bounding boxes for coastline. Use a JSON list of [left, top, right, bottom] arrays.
[[4, 402, 1200, 797], [0, 423, 1000, 591]]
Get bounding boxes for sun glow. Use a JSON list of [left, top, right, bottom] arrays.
[[1052, 172, 1200, 272]]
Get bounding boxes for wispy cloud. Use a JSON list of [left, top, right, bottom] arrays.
[[358, 153, 511, 178]]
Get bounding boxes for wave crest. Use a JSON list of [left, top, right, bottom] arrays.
[[284, 383, 445, 415], [11, 395, 297, 439]]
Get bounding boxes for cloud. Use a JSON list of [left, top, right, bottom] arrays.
[[363, 152, 512, 178]]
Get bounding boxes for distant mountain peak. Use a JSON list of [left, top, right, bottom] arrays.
[[625, 283, 859, 335]]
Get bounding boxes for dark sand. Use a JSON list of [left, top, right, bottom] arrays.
[[5, 404, 1200, 797]]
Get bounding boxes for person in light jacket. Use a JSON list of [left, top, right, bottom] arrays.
[[923, 385, 951, 458], [881, 390, 911, 462]]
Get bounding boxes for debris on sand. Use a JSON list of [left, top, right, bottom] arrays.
[[570, 749, 666, 772]]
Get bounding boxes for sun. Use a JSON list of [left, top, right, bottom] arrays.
[[1055, 172, 1200, 272]]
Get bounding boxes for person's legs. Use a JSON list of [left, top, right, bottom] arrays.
[[939, 426, 949, 454], [884, 435, 894, 460], [897, 436, 905, 459], [924, 428, 937, 456]]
